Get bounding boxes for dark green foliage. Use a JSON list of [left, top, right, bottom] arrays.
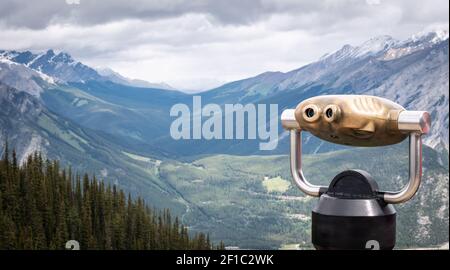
[[0, 148, 217, 250]]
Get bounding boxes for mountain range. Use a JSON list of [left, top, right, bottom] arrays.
[[0, 49, 174, 91], [0, 30, 448, 248]]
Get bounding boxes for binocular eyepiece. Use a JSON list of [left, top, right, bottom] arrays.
[[282, 95, 430, 146], [281, 95, 431, 250]]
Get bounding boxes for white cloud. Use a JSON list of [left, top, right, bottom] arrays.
[[0, 0, 448, 90], [366, 0, 381, 6]]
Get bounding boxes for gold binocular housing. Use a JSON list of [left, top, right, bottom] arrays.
[[281, 95, 431, 204], [281, 95, 430, 146]]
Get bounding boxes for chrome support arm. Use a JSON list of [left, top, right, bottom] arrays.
[[282, 109, 325, 197], [382, 132, 423, 204], [281, 108, 431, 203], [382, 111, 430, 204], [289, 130, 326, 197]]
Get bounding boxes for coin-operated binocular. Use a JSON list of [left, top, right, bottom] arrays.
[[281, 95, 431, 250]]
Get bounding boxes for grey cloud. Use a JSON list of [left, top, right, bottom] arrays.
[[3, 0, 447, 30], [0, 0, 447, 90], [0, 0, 281, 29]]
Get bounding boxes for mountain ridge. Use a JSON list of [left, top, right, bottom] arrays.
[[96, 67, 175, 90], [0, 49, 175, 91]]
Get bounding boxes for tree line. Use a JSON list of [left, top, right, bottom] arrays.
[[0, 143, 224, 250]]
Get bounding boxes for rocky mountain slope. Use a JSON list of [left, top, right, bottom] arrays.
[[201, 30, 449, 153]]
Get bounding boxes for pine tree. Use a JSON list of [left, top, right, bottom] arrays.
[[0, 214, 16, 249], [171, 217, 180, 249], [0, 147, 220, 250]]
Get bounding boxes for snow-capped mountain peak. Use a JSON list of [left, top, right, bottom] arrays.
[[319, 44, 354, 62], [410, 29, 449, 44], [0, 55, 55, 97], [52, 51, 75, 65], [320, 35, 398, 64], [0, 50, 19, 60], [1, 49, 176, 91], [0, 49, 101, 83], [351, 35, 397, 58], [381, 30, 449, 61]]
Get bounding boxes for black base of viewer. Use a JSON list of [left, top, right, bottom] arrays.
[[311, 170, 396, 250]]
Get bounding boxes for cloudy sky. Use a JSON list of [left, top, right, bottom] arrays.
[[0, 0, 448, 91]]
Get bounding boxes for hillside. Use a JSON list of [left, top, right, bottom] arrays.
[[0, 147, 218, 250], [0, 83, 186, 215], [147, 143, 448, 249]]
